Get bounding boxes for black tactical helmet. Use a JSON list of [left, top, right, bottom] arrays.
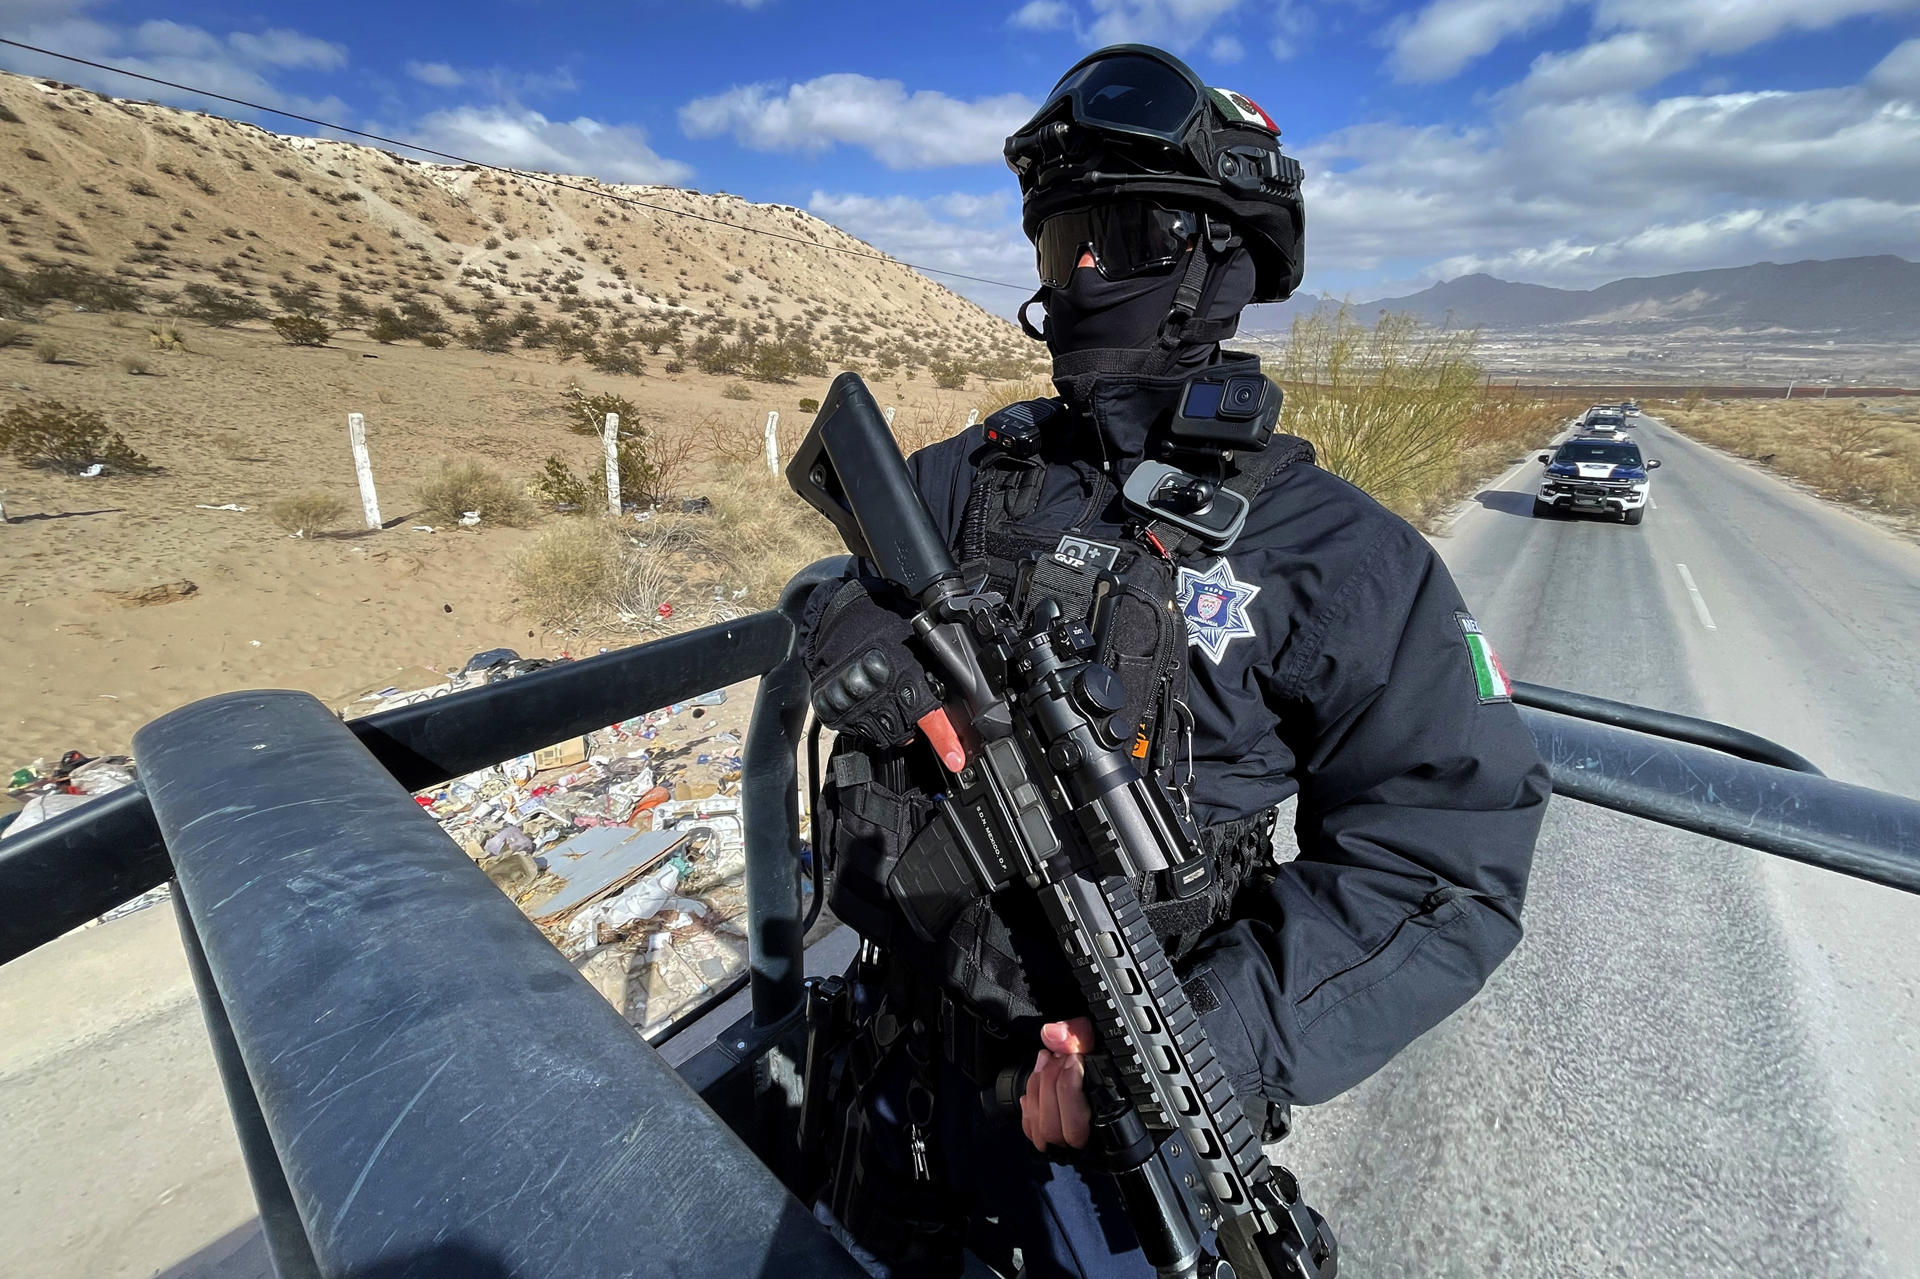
[[1005, 44, 1305, 303]]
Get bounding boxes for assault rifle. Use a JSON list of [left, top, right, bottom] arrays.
[[789, 372, 1338, 1279]]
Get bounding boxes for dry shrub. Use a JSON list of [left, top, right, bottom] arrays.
[[270, 313, 332, 347], [416, 459, 534, 527], [0, 399, 154, 474], [977, 374, 1056, 418], [1664, 398, 1919, 521], [511, 520, 622, 626], [117, 353, 151, 376], [0, 320, 26, 348], [1276, 308, 1484, 515], [269, 490, 351, 537], [700, 469, 846, 608], [148, 323, 187, 352], [33, 338, 60, 364]]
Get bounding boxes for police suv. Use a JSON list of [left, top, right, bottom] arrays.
[[1579, 407, 1629, 439], [1535, 437, 1661, 524]]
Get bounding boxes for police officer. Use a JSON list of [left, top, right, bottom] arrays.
[[802, 43, 1548, 1277]]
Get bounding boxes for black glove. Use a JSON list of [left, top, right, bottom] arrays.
[[803, 578, 939, 747]]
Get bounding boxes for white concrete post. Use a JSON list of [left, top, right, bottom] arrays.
[[884, 406, 897, 427], [965, 409, 979, 428], [348, 413, 381, 530], [764, 411, 780, 476], [1784, 381, 1796, 400], [603, 413, 622, 516]]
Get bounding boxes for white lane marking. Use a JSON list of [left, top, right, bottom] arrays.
[[1675, 563, 1717, 631], [1649, 497, 1658, 509]]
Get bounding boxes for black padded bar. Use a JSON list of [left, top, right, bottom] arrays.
[[137, 689, 862, 1279], [1522, 707, 1920, 895], [1512, 680, 1823, 776]]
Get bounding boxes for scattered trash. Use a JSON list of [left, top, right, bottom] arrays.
[[78, 463, 103, 478], [692, 690, 728, 707], [462, 647, 520, 675], [678, 496, 714, 515], [413, 525, 436, 533], [459, 510, 481, 526], [656, 601, 674, 620], [194, 503, 249, 512]]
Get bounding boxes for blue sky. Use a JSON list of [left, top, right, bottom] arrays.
[[4, 0, 1918, 321]]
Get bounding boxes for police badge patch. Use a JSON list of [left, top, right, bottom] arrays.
[[1176, 559, 1260, 663]]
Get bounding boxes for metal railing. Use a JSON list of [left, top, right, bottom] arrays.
[[2, 557, 1919, 1276]]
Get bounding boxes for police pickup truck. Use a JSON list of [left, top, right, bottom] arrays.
[[1535, 437, 1661, 524]]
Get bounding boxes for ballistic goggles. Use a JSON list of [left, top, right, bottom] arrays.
[[1034, 201, 1204, 287], [1019, 45, 1279, 157]]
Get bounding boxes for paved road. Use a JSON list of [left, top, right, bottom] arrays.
[[8, 415, 1918, 1276], [1279, 414, 1920, 1276]]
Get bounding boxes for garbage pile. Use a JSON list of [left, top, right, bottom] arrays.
[[4, 750, 168, 922], [5, 750, 138, 835], [389, 650, 755, 1036]]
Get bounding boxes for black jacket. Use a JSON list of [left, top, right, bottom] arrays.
[[905, 356, 1549, 1107]]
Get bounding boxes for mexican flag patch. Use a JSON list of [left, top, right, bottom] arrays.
[[1456, 612, 1513, 703], [1207, 88, 1280, 133]]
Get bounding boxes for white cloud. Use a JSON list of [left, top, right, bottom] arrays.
[[1387, 0, 1573, 82], [1085, 0, 1249, 52], [1010, 0, 1074, 29], [414, 107, 694, 185], [680, 75, 1036, 169], [407, 60, 466, 89], [1394, 0, 1920, 87], [1594, 0, 1920, 60], [0, 6, 352, 121], [1426, 199, 1920, 282], [1210, 34, 1247, 61], [225, 28, 348, 71], [1514, 30, 1686, 99], [1298, 70, 1920, 289], [808, 189, 1038, 316], [1868, 37, 1920, 97]]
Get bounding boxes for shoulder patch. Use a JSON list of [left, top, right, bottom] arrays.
[[1177, 559, 1261, 664], [1456, 612, 1513, 703]]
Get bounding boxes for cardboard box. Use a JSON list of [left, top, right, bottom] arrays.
[[533, 737, 590, 770]]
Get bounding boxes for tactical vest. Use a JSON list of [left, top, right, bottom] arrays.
[[818, 398, 1308, 1036]]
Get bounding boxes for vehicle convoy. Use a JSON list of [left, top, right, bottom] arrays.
[[1536, 437, 1661, 523]]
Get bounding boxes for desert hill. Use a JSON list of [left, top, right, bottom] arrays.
[[1262, 255, 1920, 339], [0, 70, 1042, 769], [0, 69, 1028, 372]]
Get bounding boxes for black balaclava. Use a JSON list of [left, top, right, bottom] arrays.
[[1027, 244, 1258, 402]]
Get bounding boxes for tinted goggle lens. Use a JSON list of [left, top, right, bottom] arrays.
[[1035, 204, 1201, 287], [1042, 53, 1201, 138]]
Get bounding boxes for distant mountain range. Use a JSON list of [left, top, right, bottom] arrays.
[[1258, 256, 1920, 338]]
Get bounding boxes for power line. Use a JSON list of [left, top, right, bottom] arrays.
[[0, 37, 1033, 293]]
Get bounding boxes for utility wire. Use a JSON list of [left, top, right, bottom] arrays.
[[0, 37, 1033, 292]]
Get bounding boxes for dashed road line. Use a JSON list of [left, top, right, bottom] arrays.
[[1675, 563, 1717, 631]]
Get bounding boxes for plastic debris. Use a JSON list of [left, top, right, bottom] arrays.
[[78, 463, 103, 478], [459, 510, 481, 526], [194, 503, 249, 512], [656, 601, 674, 619]]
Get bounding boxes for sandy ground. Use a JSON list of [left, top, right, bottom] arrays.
[[0, 308, 989, 778]]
